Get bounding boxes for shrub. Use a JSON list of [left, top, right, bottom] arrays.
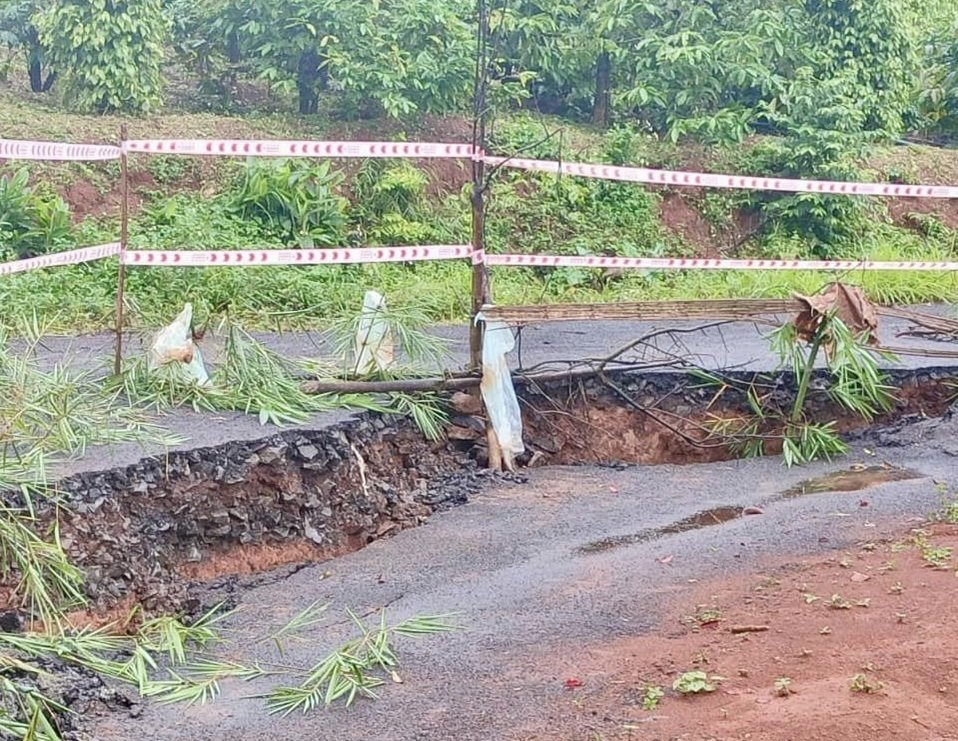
[[36, 0, 169, 114], [0, 168, 71, 260], [229, 159, 348, 248], [739, 129, 875, 257], [351, 161, 442, 245]]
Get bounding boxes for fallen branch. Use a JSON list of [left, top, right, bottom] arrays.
[[300, 361, 681, 395], [302, 376, 478, 394], [879, 306, 958, 341]]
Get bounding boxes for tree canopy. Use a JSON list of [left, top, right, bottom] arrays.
[[0, 0, 956, 140]]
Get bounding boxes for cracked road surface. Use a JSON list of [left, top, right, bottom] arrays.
[[91, 412, 958, 741]]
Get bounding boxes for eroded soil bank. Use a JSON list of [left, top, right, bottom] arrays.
[[8, 365, 954, 620], [50, 416, 481, 616]]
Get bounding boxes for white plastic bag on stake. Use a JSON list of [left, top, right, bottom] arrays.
[[354, 290, 395, 375], [479, 320, 524, 471], [149, 303, 211, 386]]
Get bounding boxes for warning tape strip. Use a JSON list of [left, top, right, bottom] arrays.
[[121, 245, 473, 266], [0, 243, 121, 276], [485, 254, 958, 272], [7, 246, 954, 274], [123, 139, 477, 159], [0, 139, 121, 161], [2, 135, 957, 198], [484, 156, 958, 199]]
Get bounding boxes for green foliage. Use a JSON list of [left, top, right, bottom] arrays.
[[229, 159, 348, 248], [0, 661, 66, 741], [936, 485, 958, 525], [616, 0, 803, 143], [211, 0, 474, 116], [803, 0, 917, 136], [770, 313, 895, 466], [36, 0, 168, 113], [702, 307, 896, 467], [486, 169, 666, 292], [0, 169, 71, 260], [642, 683, 665, 710], [0, 323, 175, 485], [488, 114, 566, 160], [916, 11, 958, 135], [0, 0, 54, 93], [329, 301, 450, 377], [134, 191, 266, 250], [350, 161, 441, 245], [144, 155, 194, 186], [353, 161, 429, 221], [0, 324, 179, 630], [113, 321, 358, 426], [166, 0, 240, 102], [0, 514, 85, 629], [781, 421, 848, 466], [740, 130, 874, 256], [487, 0, 930, 142], [261, 610, 458, 714]]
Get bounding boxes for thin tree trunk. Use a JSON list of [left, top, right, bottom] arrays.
[[297, 49, 320, 115], [592, 51, 612, 127], [226, 30, 240, 98], [28, 57, 42, 93]]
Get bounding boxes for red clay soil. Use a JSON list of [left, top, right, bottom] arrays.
[[887, 198, 958, 231], [530, 522, 958, 741], [659, 193, 719, 257]]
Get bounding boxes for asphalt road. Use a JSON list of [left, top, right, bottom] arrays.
[[90, 412, 958, 741]]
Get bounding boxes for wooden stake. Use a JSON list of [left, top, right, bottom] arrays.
[[112, 124, 129, 376], [469, 168, 489, 369], [469, 0, 491, 371]]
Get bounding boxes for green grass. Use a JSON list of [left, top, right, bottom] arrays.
[[2, 238, 957, 335]]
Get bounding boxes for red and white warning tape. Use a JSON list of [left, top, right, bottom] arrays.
[[0, 243, 121, 276], [2, 134, 957, 198], [122, 139, 477, 159], [484, 253, 958, 272], [0, 139, 121, 161], [121, 245, 473, 266], [484, 156, 958, 199]]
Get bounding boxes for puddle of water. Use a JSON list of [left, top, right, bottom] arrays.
[[578, 505, 743, 554], [577, 466, 926, 556], [779, 466, 924, 498]]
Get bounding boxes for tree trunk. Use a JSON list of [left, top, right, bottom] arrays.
[[226, 30, 241, 97], [297, 49, 320, 115], [592, 51, 612, 127], [28, 57, 42, 93]]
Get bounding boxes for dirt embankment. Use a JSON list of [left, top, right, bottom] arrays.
[[43, 415, 481, 618], [517, 367, 957, 467], [41, 124, 958, 256]]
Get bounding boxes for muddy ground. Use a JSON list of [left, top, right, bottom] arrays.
[[84, 407, 958, 741]]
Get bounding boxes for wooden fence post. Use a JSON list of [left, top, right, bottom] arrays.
[[112, 125, 129, 376]]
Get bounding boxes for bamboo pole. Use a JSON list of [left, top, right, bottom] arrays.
[[112, 125, 129, 376]]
